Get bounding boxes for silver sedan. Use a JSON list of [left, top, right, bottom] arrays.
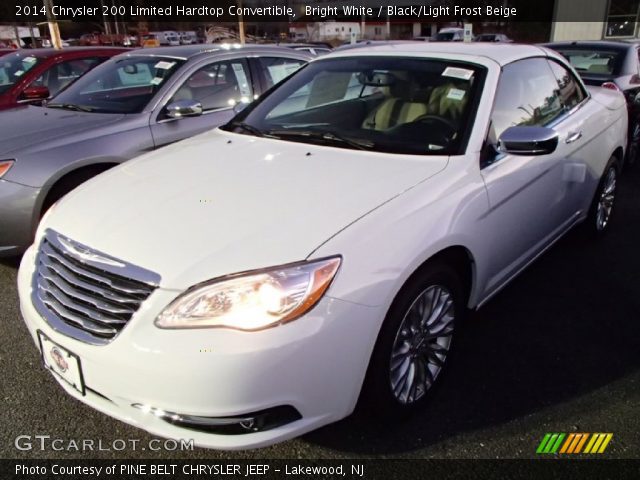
[[0, 45, 310, 256]]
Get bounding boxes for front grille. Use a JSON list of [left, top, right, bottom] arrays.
[[32, 229, 160, 345]]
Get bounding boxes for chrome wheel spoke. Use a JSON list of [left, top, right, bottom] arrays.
[[389, 284, 455, 405], [596, 168, 616, 230]]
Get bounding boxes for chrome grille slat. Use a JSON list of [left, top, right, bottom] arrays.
[[41, 256, 141, 305], [38, 264, 135, 315], [41, 242, 151, 297], [32, 230, 160, 345], [38, 289, 117, 337], [39, 280, 127, 326]]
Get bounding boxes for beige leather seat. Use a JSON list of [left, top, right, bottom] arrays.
[[362, 79, 429, 131], [426, 82, 469, 123]]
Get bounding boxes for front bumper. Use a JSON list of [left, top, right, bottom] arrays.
[[0, 179, 40, 256], [18, 246, 383, 449]]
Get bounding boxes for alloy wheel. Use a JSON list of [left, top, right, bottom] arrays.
[[389, 285, 455, 405], [596, 167, 617, 231]]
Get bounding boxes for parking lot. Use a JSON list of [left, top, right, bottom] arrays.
[[1, 167, 639, 460]]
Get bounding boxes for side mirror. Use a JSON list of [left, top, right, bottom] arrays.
[[165, 99, 203, 119], [498, 126, 558, 156], [21, 85, 50, 101]]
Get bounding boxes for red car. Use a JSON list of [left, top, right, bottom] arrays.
[[0, 47, 128, 111]]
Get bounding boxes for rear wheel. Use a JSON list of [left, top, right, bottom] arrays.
[[360, 262, 464, 417], [627, 121, 640, 167]]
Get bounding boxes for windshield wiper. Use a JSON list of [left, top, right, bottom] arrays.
[[227, 121, 268, 138], [46, 103, 94, 113], [266, 129, 374, 151]]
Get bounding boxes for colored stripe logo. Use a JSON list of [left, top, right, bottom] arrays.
[[537, 433, 613, 454]]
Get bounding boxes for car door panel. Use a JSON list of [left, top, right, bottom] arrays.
[[150, 58, 254, 148], [479, 58, 580, 297]]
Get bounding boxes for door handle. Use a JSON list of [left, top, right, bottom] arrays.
[[565, 131, 583, 144]]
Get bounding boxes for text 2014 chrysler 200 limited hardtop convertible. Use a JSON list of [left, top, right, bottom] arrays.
[[18, 44, 627, 449]]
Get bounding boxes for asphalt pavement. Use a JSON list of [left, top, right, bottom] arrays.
[[1, 167, 639, 460]]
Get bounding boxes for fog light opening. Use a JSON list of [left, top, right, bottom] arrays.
[[132, 404, 301, 435]]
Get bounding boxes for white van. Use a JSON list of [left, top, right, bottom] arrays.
[[151, 31, 180, 46]]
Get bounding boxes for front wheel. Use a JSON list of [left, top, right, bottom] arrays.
[[584, 157, 619, 236], [359, 262, 464, 417]]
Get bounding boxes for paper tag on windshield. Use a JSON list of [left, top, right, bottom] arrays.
[[154, 61, 175, 70], [446, 88, 466, 101], [442, 67, 474, 80], [150, 77, 163, 85], [23, 56, 37, 64], [14, 70, 23, 77]]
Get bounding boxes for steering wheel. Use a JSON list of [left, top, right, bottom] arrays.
[[412, 114, 458, 133]]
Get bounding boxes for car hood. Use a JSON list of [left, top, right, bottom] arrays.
[[0, 106, 125, 156], [44, 129, 448, 290]]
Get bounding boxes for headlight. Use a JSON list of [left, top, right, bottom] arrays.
[[155, 257, 341, 330], [0, 160, 14, 179]]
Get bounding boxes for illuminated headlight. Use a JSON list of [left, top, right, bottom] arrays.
[[155, 257, 341, 330]]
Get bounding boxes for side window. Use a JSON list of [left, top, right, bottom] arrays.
[[30, 57, 102, 97], [490, 58, 563, 141], [169, 59, 252, 111], [256, 57, 305, 89], [546, 59, 585, 111]]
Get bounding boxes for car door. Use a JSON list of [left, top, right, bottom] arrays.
[[479, 57, 586, 296], [545, 57, 604, 216], [150, 58, 254, 148]]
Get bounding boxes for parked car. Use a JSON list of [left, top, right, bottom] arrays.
[[78, 33, 133, 47], [544, 41, 640, 165], [0, 48, 13, 57], [0, 45, 310, 256], [0, 47, 126, 111], [275, 43, 331, 56], [17, 44, 627, 448], [140, 33, 161, 48], [151, 31, 180, 47], [475, 33, 513, 43], [433, 27, 465, 41], [179, 32, 197, 45]]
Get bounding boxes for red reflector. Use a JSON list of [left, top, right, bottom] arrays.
[[601, 82, 621, 91]]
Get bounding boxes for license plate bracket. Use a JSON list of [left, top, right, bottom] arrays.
[[37, 330, 85, 396]]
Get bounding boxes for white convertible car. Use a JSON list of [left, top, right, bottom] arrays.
[[18, 43, 627, 449]]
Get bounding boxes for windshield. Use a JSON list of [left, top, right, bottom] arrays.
[[0, 52, 42, 94], [224, 57, 485, 155], [550, 47, 625, 76], [49, 56, 184, 113]]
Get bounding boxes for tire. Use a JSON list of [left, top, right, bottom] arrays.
[[626, 121, 640, 168], [583, 156, 620, 236], [359, 261, 465, 418]]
